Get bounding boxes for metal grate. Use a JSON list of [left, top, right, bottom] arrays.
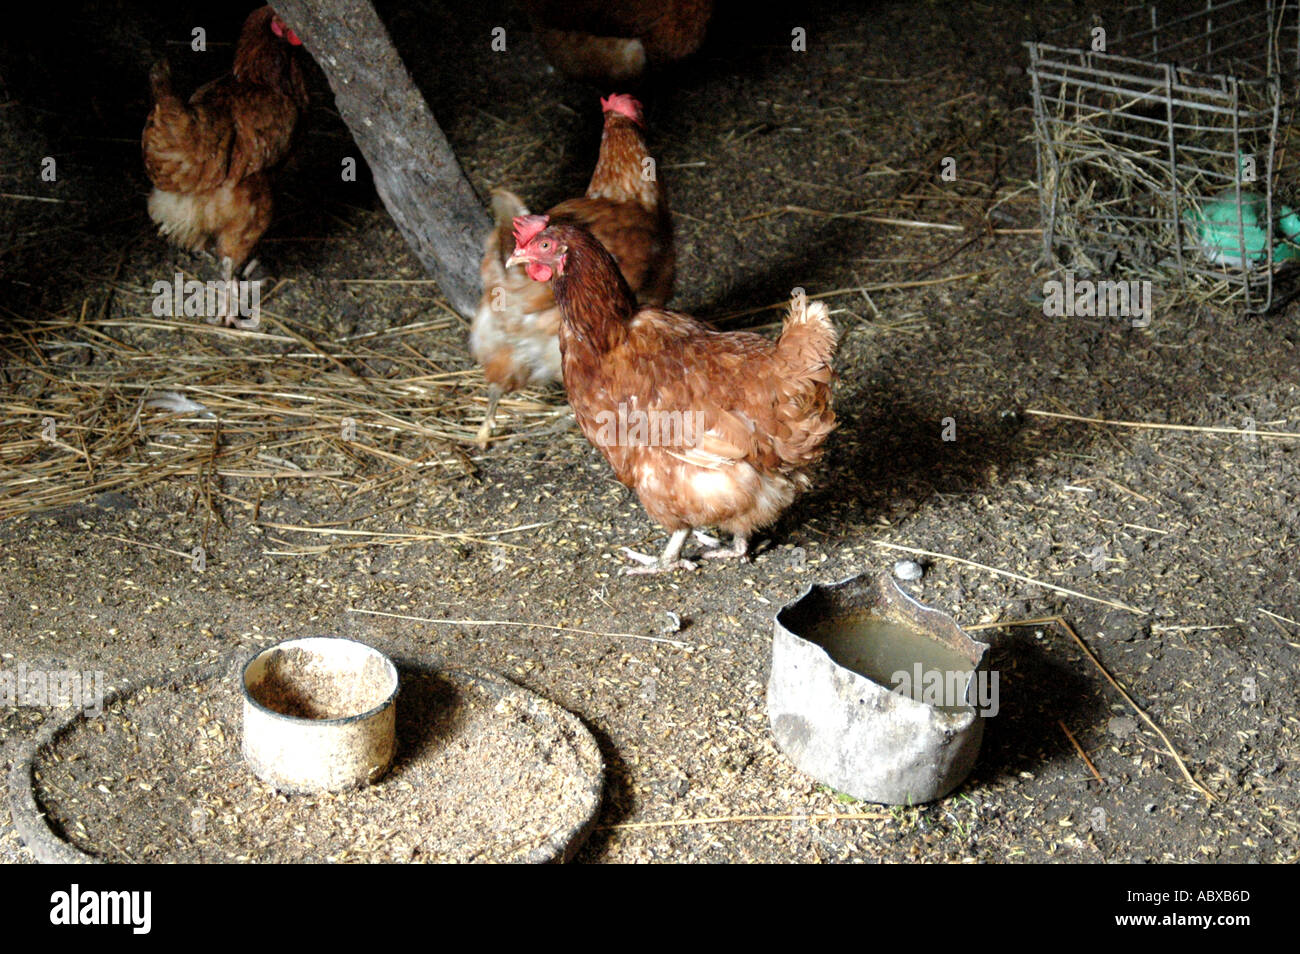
[[1026, 0, 1300, 312]]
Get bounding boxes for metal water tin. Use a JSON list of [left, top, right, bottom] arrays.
[[768, 570, 991, 805]]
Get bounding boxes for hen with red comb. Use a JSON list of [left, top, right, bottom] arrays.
[[507, 218, 838, 575], [142, 5, 308, 324], [511, 215, 557, 282], [471, 96, 674, 445]]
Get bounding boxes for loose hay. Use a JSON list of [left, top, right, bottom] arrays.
[[0, 283, 571, 520]]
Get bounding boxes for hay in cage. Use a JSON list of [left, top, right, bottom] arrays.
[[1026, 0, 1300, 312]]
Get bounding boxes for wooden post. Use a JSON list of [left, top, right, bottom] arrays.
[[272, 0, 488, 318]]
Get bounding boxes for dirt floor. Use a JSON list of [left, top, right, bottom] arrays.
[[2, 0, 1298, 863]]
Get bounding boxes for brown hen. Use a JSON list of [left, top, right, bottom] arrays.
[[142, 5, 307, 321], [524, 0, 714, 85], [473, 94, 673, 444], [507, 215, 837, 574]]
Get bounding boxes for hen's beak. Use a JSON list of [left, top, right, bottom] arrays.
[[504, 249, 528, 269]]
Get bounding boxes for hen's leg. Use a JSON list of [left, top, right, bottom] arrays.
[[621, 529, 697, 575], [475, 384, 504, 448], [695, 529, 750, 561], [214, 175, 272, 328], [213, 257, 251, 328]]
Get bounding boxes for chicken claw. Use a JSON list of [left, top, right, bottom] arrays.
[[210, 256, 261, 329], [476, 384, 504, 448], [620, 529, 697, 574], [622, 557, 698, 575], [694, 530, 750, 561]]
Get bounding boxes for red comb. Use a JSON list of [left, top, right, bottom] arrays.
[[512, 214, 550, 247], [601, 94, 642, 124], [271, 18, 302, 45]]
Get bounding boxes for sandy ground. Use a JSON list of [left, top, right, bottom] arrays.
[[1, 0, 1298, 862]]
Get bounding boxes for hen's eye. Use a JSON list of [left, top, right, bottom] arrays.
[[539, 240, 551, 251]]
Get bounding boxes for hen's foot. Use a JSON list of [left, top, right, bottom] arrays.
[[693, 530, 750, 561], [212, 257, 261, 329], [621, 556, 698, 575], [692, 530, 722, 548], [620, 529, 696, 575], [475, 385, 503, 449], [216, 294, 257, 329]]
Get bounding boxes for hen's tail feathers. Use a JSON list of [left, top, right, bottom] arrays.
[[776, 297, 838, 383], [491, 188, 528, 226], [149, 59, 176, 107], [143, 58, 200, 192], [490, 189, 529, 267], [770, 297, 837, 467]]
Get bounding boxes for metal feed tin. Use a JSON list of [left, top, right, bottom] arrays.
[[769, 570, 991, 805], [242, 636, 399, 794]]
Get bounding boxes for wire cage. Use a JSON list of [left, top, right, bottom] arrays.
[[1026, 0, 1300, 313]]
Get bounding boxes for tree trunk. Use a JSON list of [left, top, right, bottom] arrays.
[[272, 0, 488, 318]]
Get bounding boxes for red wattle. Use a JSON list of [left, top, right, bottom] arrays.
[[272, 20, 302, 45], [526, 262, 553, 283]]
